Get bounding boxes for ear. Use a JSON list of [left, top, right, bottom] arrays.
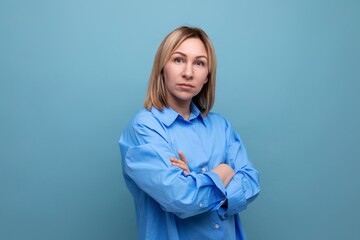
[[204, 72, 210, 84]]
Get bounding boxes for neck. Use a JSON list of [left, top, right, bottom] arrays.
[[168, 101, 191, 120]]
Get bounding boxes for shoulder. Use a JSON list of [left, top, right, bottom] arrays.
[[205, 112, 241, 142], [126, 108, 167, 135], [127, 108, 159, 129], [131, 108, 155, 124], [121, 108, 170, 145], [204, 112, 232, 128]]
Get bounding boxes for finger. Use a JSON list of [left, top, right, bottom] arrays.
[[170, 158, 184, 166], [170, 158, 189, 172], [171, 161, 187, 172], [170, 158, 181, 163], [178, 151, 188, 165]]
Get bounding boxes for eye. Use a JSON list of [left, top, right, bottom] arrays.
[[174, 57, 184, 63], [194, 60, 205, 67]]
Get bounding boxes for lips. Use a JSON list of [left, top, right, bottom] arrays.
[[178, 83, 193, 88]]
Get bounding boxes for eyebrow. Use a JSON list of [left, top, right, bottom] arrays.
[[172, 51, 208, 59]]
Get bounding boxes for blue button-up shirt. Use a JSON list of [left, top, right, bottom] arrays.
[[119, 103, 260, 240]]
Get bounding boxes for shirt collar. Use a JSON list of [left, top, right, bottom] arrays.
[[151, 102, 206, 127]]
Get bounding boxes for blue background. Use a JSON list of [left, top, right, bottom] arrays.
[[1, 0, 359, 239]]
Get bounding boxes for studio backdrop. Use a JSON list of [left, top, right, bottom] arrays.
[[1, 0, 359, 239]]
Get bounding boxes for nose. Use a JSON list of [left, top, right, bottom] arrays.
[[182, 63, 193, 80]]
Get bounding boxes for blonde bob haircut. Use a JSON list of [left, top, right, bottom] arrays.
[[144, 26, 217, 116]]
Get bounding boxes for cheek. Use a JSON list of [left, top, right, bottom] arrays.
[[163, 66, 175, 82], [163, 69, 175, 91], [203, 76, 208, 85], [201, 72, 209, 84]]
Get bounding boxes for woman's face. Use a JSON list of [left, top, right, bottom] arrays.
[[163, 38, 209, 109]]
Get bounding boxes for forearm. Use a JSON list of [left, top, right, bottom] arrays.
[[124, 145, 227, 218]]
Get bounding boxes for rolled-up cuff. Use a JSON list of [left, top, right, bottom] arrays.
[[217, 179, 247, 218], [201, 171, 227, 210]]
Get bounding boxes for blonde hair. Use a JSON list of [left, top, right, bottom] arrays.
[[144, 26, 217, 116]]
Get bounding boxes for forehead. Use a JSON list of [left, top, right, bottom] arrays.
[[173, 38, 207, 57]]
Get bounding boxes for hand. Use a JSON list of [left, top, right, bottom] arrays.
[[170, 151, 190, 175], [211, 164, 235, 187]]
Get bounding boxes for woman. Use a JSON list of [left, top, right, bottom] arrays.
[[119, 26, 260, 240]]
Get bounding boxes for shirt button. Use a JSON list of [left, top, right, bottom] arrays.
[[201, 167, 207, 172], [215, 224, 219, 229], [199, 203, 203, 207]]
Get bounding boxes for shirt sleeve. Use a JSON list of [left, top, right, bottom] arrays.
[[119, 113, 227, 219], [217, 122, 260, 219]]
